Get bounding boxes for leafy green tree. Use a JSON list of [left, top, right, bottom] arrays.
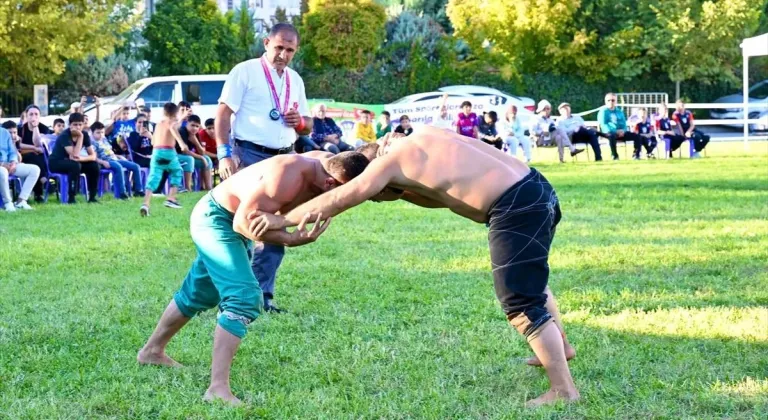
[[302, 1, 387, 71], [275, 7, 289, 24], [142, 0, 238, 76], [230, 1, 259, 62], [54, 54, 148, 104], [0, 0, 133, 87]]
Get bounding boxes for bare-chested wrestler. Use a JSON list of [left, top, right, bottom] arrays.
[[250, 127, 579, 407], [137, 151, 369, 405]]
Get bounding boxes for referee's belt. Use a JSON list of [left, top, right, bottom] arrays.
[[234, 139, 293, 155]]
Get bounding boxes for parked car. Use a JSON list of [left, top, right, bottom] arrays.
[[438, 85, 536, 113], [40, 75, 226, 127], [710, 80, 768, 131], [385, 90, 535, 131]]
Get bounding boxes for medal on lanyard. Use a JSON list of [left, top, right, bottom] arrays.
[[261, 56, 290, 122]]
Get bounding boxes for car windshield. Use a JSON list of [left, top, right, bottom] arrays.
[[112, 82, 144, 103], [749, 81, 768, 99]]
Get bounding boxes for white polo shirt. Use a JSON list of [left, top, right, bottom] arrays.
[[218, 56, 309, 149]]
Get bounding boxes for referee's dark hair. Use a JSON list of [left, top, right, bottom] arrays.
[[270, 23, 300, 42]]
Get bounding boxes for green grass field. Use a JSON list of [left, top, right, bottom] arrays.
[[1, 142, 766, 419]]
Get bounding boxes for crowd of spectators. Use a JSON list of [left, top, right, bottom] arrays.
[[0, 91, 713, 212]]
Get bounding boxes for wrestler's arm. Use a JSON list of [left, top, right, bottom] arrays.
[[400, 191, 446, 208], [232, 165, 306, 245], [281, 155, 399, 227]]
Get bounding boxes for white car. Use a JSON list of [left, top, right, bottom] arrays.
[[40, 75, 227, 127], [710, 80, 768, 131], [438, 85, 536, 113], [384, 90, 535, 130]]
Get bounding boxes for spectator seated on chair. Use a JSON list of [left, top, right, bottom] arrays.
[[91, 122, 144, 198], [1, 126, 41, 211], [394, 115, 414, 136], [530, 100, 583, 163], [654, 103, 687, 158], [557, 102, 603, 161], [376, 111, 392, 138], [198, 118, 219, 168], [311, 103, 353, 154], [294, 135, 322, 153], [477, 111, 503, 150], [597, 93, 644, 161], [353, 110, 376, 147], [456, 101, 479, 138], [177, 115, 213, 191], [122, 114, 153, 168], [632, 108, 657, 160], [48, 113, 100, 204], [672, 100, 710, 159], [502, 105, 532, 162], [16, 105, 50, 202]]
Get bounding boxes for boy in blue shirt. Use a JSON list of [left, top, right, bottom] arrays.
[[91, 122, 144, 198]]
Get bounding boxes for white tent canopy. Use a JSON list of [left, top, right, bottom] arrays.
[[740, 33, 767, 149]]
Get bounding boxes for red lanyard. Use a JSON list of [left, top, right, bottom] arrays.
[[260, 56, 290, 116]]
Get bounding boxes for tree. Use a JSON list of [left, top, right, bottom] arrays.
[[142, 0, 239, 76], [231, 1, 259, 63], [54, 54, 148, 104], [645, 0, 765, 92], [275, 7, 289, 24], [447, 0, 586, 79], [0, 0, 133, 88], [302, 1, 387, 71]]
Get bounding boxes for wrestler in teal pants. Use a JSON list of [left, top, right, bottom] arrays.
[[173, 193, 264, 338]]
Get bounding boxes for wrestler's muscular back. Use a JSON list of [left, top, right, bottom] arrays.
[[390, 127, 531, 223], [212, 155, 321, 216]]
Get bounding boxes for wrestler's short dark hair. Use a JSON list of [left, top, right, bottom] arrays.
[[326, 151, 370, 183], [356, 143, 379, 161], [163, 102, 178, 116], [269, 23, 300, 43]]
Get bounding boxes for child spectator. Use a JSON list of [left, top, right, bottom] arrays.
[[456, 101, 478, 138], [353, 110, 376, 146], [178, 115, 213, 190], [394, 115, 413, 136], [91, 122, 144, 198], [654, 103, 686, 158], [198, 118, 218, 166], [632, 108, 657, 159], [477, 111, 503, 149], [107, 106, 137, 141], [376, 111, 392, 138], [124, 113, 153, 168]]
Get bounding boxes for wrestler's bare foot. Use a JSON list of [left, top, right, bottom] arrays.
[[203, 385, 242, 406], [137, 348, 183, 368], [525, 388, 580, 408], [526, 344, 576, 367]]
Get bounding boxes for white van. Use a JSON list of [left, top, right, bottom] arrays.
[[41, 74, 228, 127]]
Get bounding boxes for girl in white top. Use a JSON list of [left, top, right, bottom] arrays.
[[502, 105, 532, 162]]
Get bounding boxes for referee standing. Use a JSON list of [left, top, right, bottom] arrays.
[[215, 23, 312, 313]]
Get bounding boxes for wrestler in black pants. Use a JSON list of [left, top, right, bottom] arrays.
[[571, 127, 603, 161], [49, 159, 99, 202]]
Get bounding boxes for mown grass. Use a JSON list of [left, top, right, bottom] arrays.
[[1, 142, 766, 419]]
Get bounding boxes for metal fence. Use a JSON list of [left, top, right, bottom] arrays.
[[0, 88, 68, 118]]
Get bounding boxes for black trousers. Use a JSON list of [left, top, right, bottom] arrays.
[[49, 159, 99, 200], [21, 152, 48, 198], [663, 134, 687, 154], [690, 129, 711, 152], [571, 127, 603, 160], [482, 138, 503, 150], [607, 132, 643, 158]]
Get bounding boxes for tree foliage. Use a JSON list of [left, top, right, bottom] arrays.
[[54, 54, 148, 104], [230, 1, 259, 63], [302, 1, 387, 71], [142, 0, 239, 76], [0, 0, 133, 88]]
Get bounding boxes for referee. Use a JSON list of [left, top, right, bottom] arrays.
[[215, 23, 312, 313]]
